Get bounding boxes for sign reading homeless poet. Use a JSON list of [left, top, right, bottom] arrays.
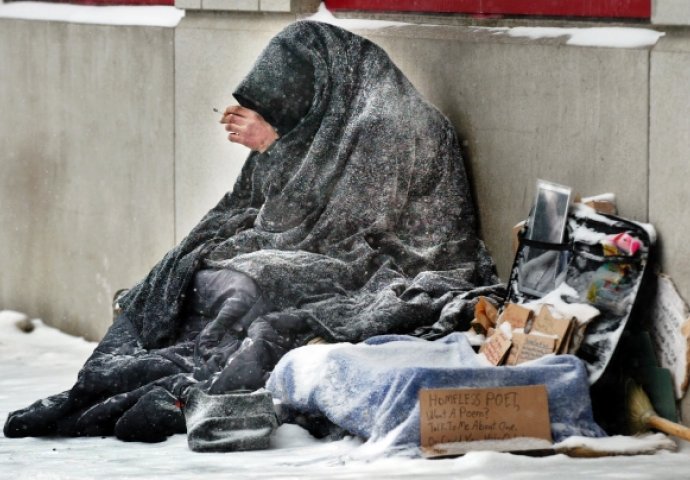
[[419, 385, 552, 447]]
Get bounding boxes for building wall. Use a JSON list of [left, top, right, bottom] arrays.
[[174, 12, 296, 239], [361, 26, 650, 280], [653, 0, 690, 25], [1, 13, 689, 356], [0, 19, 176, 340], [649, 32, 690, 304]]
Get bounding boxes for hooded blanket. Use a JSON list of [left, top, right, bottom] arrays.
[[4, 21, 502, 442]]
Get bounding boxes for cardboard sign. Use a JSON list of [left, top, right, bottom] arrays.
[[500, 303, 532, 329], [506, 332, 557, 365], [479, 329, 512, 366], [504, 332, 525, 366], [419, 385, 552, 449], [515, 334, 556, 364], [531, 305, 555, 332], [530, 305, 573, 354], [649, 274, 690, 399], [558, 320, 575, 354]]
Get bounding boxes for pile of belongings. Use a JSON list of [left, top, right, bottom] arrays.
[[474, 297, 599, 366]]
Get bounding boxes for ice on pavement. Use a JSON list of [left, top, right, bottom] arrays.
[[3, 310, 690, 479]]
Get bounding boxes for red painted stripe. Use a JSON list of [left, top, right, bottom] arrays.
[[325, 0, 650, 19]]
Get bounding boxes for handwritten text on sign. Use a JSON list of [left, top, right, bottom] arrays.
[[419, 385, 552, 446]]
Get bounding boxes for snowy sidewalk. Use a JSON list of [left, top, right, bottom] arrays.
[[3, 311, 690, 479]]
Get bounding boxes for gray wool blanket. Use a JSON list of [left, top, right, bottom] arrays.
[[118, 20, 500, 348], [4, 21, 503, 442]]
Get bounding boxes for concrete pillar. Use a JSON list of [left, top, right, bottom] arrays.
[[0, 19, 176, 340], [653, 0, 690, 26]]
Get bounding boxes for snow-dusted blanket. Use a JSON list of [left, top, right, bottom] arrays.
[[5, 22, 502, 441], [267, 333, 606, 446], [117, 20, 499, 350]]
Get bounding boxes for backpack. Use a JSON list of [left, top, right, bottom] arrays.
[[506, 203, 653, 384]]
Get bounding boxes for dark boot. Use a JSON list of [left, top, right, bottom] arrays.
[[114, 387, 186, 443]]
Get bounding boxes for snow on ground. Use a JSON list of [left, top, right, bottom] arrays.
[[0, 1, 184, 27], [3, 310, 690, 479]]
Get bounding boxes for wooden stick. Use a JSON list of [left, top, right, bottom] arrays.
[[647, 415, 690, 442]]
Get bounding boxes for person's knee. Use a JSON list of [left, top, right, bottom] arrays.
[[246, 318, 275, 340]]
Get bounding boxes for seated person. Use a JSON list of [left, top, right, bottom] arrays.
[[4, 20, 501, 443]]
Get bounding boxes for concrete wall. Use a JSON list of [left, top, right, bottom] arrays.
[[174, 13, 295, 238], [0, 19, 176, 340], [653, 0, 690, 26], [2, 12, 690, 348], [650, 32, 690, 303], [359, 27, 650, 279], [174, 0, 319, 13]]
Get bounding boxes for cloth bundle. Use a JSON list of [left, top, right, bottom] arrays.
[[267, 333, 606, 446]]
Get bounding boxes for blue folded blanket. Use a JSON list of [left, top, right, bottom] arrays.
[[266, 332, 605, 447]]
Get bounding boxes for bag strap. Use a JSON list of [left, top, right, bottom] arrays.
[[519, 237, 571, 251]]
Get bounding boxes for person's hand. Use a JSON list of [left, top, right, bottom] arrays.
[[220, 105, 279, 153]]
